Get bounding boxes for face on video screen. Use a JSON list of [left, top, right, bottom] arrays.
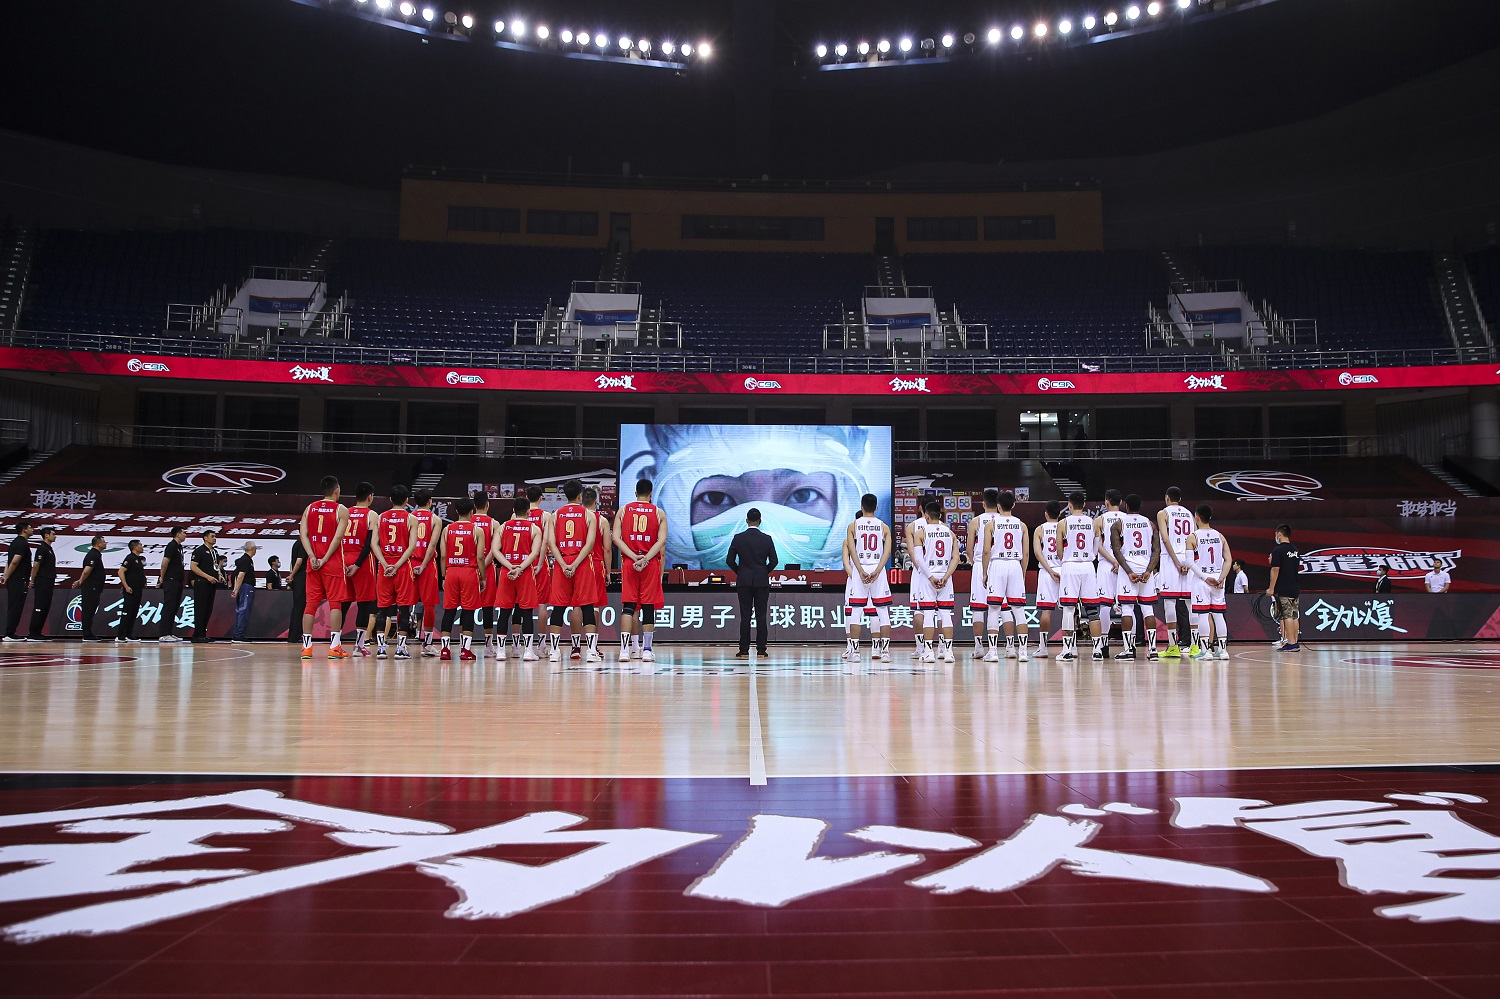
[[620, 425, 893, 571]]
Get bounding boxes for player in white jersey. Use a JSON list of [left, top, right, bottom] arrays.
[[966, 489, 1000, 658], [981, 490, 1030, 663], [903, 514, 924, 659], [1093, 489, 1126, 659], [1056, 491, 1105, 662], [910, 501, 957, 663], [1155, 486, 1197, 658], [1109, 493, 1161, 662], [843, 493, 893, 662], [1186, 504, 1233, 660], [1031, 501, 1063, 657]]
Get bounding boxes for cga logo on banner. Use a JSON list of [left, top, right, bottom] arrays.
[[445, 372, 484, 385], [289, 365, 333, 382], [1301, 547, 1461, 579], [1206, 470, 1323, 502], [126, 358, 170, 373], [889, 377, 930, 393], [1037, 377, 1076, 391], [1184, 375, 1228, 391], [594, 374, 637, 391], [160, 462, 287, 494], [65, 595, 82, 632], [1338, 371, 1379, 386], [744, 377, 784, 391]]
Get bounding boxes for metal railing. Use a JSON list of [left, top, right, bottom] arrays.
[[165, 303, 242, 339], [1169, 278, 1243, 295], [250, 265, 324, 283], [77, 423, 487, 456], [865, 284, 932, 299], [0, 418, 28, 444], [571, 280, 640, 295]]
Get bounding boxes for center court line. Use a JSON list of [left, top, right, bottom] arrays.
[[747, 663, 767, 786]]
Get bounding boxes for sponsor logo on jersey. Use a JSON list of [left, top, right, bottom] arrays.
[[594, 374, 637, 390], [160, 462, 287, 494], [1184, 374, 1228, 390], [126, 358, 171, 373], [1205, 470, 1324, 501], [1338, 371, 1379, 386], [1037, 377, 1076, 391], [289, 364, 334, 382], [743, 377, 784, 391], [445, 371, 484, 385], [1301, 547, 1461, 579], [888, 377, 930, 393]]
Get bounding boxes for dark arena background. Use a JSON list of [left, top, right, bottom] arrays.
[[2, 1, 1500, 996]]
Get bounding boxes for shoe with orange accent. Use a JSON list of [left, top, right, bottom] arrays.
[[300, 648, 312, 660], [328, 646, 349, 660], [460, 648, 477, 662], [439, 647, 452, 661]]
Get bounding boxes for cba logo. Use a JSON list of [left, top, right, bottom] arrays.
[[1338, 371, 1379, 386], [1037, 377, 1076, 391], [65, 595, 83, 632], [446, 371, 484, 385], [1206, 470, 1323, 501], [126, 358, 171, 373], [160, 462, 287, 494], [744, 377, 784, 391]]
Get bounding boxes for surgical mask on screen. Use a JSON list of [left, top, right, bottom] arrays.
[[691, 504, 835, 570]]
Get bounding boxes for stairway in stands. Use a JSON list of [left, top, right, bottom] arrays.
[[0, 450, 55, 488], [1422, 463, 1483, 499], [1433, 251, 1495, 362]]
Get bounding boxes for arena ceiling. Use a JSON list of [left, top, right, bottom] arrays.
[[2, 0, 1498, 188]]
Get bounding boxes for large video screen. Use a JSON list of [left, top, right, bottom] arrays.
[[619, 424, 894, 571]]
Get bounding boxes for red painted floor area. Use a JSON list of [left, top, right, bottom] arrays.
[[1, 767, 1497, 997]]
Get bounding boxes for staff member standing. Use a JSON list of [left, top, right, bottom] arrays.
[[159, 526, 187, 643], [190, 530, 222, 644], [1374, 565, 1392, 593], [2, 522, 33, 643], [78, 535, 108, 642], [265, 555, 285, 590], [117, 540, 147, 643], [285, 539, 306, 644], [231, 542, 257, 643], [726, 508, 778, 659], [28, 527, 56, 641], [1231, 559, 1249, 594], [1266, 524, 1301, 653]]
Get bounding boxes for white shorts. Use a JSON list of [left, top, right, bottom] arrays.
[[1036, 566, 1061, 609], [1118, 568, 1158, 606], [1059, 564, 1101, 606], [1157, 557, 1192, 599], [985, 560, 1026, 608], [968, 568, 989, 610], [845, 570, 893, 619], [910, 572, 955, 611], [1191, 575, 1228, 613], [1095, 563, 1120, 604]]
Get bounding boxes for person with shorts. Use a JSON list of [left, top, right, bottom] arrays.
[[564, 487, 612, 661], [1057, 491, 1104, 662], [1031, 501, 1063, 657], [910, 501, 957, 663], [438, 498, 484, 661], [470, 490, 499, 651], [841, 494, 893, 663], [522, 484, 553, 649], [373, 485, 420, 660], [966, 489, 1000, 659], [547, 479, 601, 663], [341, 482, 380, 657], [1093, 489, 1126, 658], [1156, 486, 1196, 658], [615, 478, 667, 663], [982, 491, 1030, 662], [299, 475, 352, 660], [1185, 504, 1232, 661], [409, 490, 441, 656], [1110, 493, 1161, 662], [1267, 524, 1301, 652], [491, 495, 543, 662]]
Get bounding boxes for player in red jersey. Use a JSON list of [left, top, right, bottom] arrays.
[[471, 490, 500, 651], [373, 485, 420, 660], [546, 479, 599, 663], [340, 481, 380, 657], [408, 489, 441, 656], [613, 478, 667, 663], [564, 486, 612, 661], [437, 497, 484, 661], [490, 495, 543, 662], [299, 475, 352, 660], [517, 484, 552, 649]]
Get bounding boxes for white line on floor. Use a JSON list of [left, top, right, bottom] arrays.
[[747, 663, 767, 786]]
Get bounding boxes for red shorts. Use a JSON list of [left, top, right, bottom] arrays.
[[413, 562, 440, 609], [590, 559, 607, 608], [442, 567, 484, 611], [376, 563, 417, 608], [621, 559, 663, 607], [348, 561, 377, 603], [305, 556, 350, 607], [494, 566, 539, 609], [533, 561, 553, 606], [549, 560, 601, 608]]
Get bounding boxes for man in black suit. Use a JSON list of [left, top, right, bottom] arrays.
[[726, 508, 778, 658], [1374, 565, 1392, 594]]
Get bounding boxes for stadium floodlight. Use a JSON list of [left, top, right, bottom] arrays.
[[857, 40, 870, 55], [941, 33, 954, 48], [834, 42, 847, 57], [638, 39, 651, 53], [619, 36, 631, 50], [577, 30, 590, 45], [1127, 5, 1141, 19], [986, 27, 1001, 44], [376, 0, 391, 10], [420, 6, 434, 23], [1035, 23, 1047, 37], [662, 40, 675, 55], [1177, 0, 1192, 7], [920, 38, 935, 51], [1059, 19, 1073, 34], [898, 37, 912, 53], [1010, 25, 1023, 41], [697, 41, 711, 58], [596, 34, 607, 49], [877, 39, 890, 53], [461, 14, 473, 29], [1148, 1, 1162, 15], [1082, 15, 1097, 30], [680, 42, 693, 56], [815, 43, 827, 58], [1104, 11, 1118, 25], [963, 32, 976, 45], [560, 28, 572, 43], [536, 25, 549, 40], [398, 2, 413, 16], [511, 20, 525, 37]]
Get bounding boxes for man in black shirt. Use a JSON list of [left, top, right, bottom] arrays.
[[265, 555, 285, 589], [77, 535, 108, 641], [3, 522, 34, 642], [286, 538, 306, 644], [1266, 524, 1301, 652], [117, 540, 148, 643], [1374, 565, 1392, 594], [190, 530, 222, 644], [231, 542, 258, 642], [28, 527, 56, 641], [159, 526, 187, 643]]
